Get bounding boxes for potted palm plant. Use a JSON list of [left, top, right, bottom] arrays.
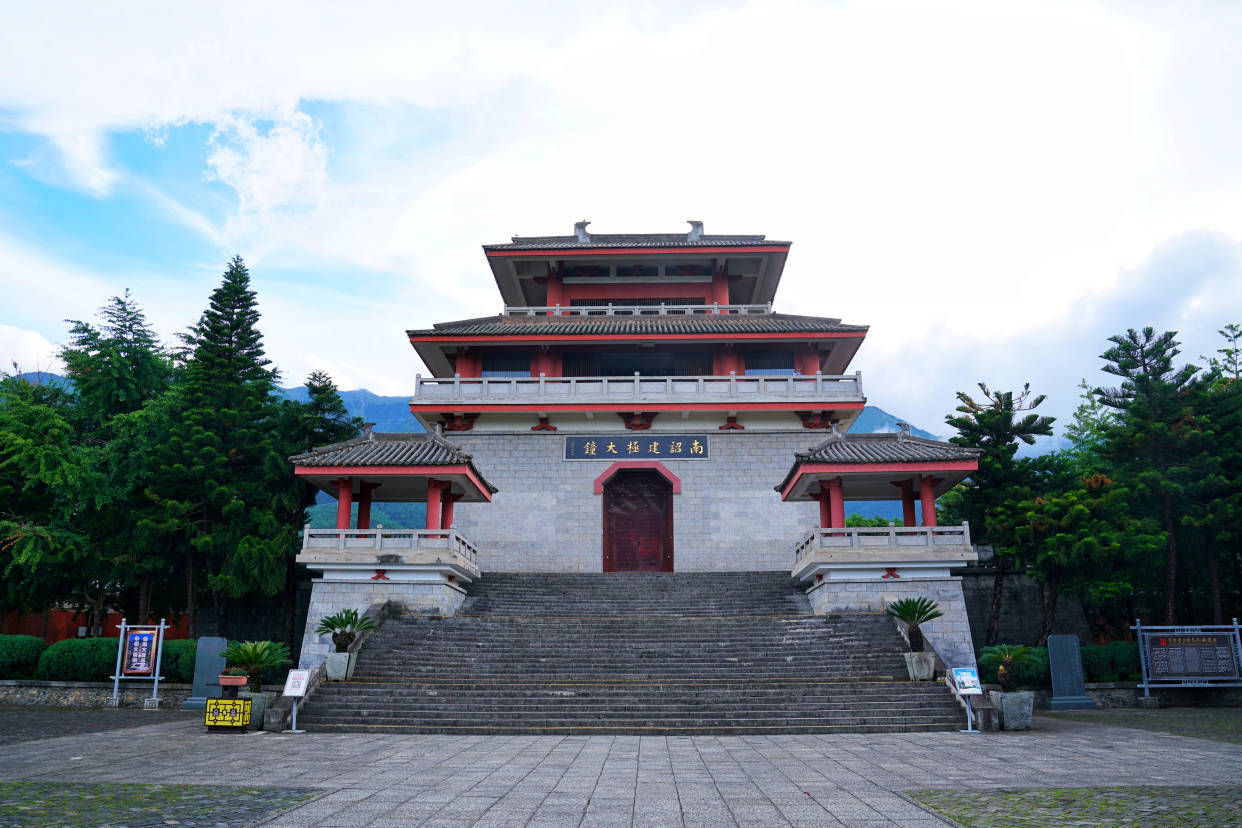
[[885, 597, 944, 680], [316, 608, 379, 681], [979, 644, 1040, 730], [220, 641, 293, 728]]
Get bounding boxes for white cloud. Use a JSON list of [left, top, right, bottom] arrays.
[[0, 324, 61, 375], [1, 0, 1241, 422]]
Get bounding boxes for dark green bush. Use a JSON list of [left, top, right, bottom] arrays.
[[0, 635, 49, 679], [1102, 640, 1140, 682], [1080, 644, 1113, 682], [36, 638, 120, 682], [976, 645, 1051, 687], [160, 639, 197, 683]]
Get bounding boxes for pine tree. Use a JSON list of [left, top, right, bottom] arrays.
[[940, 383, 1056, 644], [144, 257, 282, 636], [1096, 327, 1201, 624]]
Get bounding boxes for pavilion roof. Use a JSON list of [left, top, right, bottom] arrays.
[[408, 312, 867, 338], [290, 429, 498, 493], [484, 233, 785, 251], [775, 430, 980, 497]]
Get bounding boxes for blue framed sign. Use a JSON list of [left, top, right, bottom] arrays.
[[564, 435, 709, 460]]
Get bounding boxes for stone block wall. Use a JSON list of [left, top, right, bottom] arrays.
[[450, 430, 820, 572], [806, 576, 977, 670], [0, 679, 192, 708], [298, 579, 466, 670]]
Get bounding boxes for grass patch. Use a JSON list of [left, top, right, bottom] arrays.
[[910, 785, 1242, 827]]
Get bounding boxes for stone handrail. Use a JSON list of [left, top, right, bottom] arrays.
[[415, 371, 863, 401], [502, 303, 772, 317], [302, 528, 480, 565], [794, 524, 972, 566]]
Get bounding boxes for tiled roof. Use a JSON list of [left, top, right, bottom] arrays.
[[484, 234, 786, 251], [290, 430, 498, 492], [776, 432, 980, 492], [409, 313, 867, 338]]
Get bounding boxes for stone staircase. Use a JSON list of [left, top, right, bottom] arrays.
[[300, 572, 965, 734]]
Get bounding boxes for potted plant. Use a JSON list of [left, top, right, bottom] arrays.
[[220, 641, 293, 727], [316, 608, 379, 681], [219, 666, 248, 691], [885, 597, 944, 680], [979, 644, 1040, 730]]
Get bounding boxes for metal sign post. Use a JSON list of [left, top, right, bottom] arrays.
[[283, 669, 311, 734], [108, 618, 170, 709], [952, 667, 983, 733], [1132, 619, 1242, 696]]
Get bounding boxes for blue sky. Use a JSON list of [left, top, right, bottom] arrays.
[[1, 0, 1240, 433]]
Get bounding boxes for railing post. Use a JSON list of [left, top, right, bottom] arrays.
[[962, 520, 970, 547], [634, 371, 640, 394], [729, 371, 736, 393], [337, 531, 344, 550], [539, 372, 546, 391], [816, 372, 823, 393], [855, 370, 863, 396]]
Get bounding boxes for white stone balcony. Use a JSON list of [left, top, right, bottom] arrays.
[[298, 528, 481, 583], [413, 371, 864, 407], [792, 525, 976, 583]]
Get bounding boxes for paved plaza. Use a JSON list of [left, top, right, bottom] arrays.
[[1, 708, 1240, 827]]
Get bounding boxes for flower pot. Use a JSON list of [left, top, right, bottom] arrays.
[[988, 690, 1034, 730], [325, 651, 357, 681], [903, 652, 936, 681], [219, 675, 248, 687]]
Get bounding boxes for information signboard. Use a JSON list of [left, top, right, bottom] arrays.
[[1146, 633, 1239, 680], [122, 630, 156, 675], [952, 667, 982, 695], [283, 669, 311, 697], [565, 435, 709, 461]]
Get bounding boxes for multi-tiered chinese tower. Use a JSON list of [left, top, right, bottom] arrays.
[[292, 223, 985, 731]]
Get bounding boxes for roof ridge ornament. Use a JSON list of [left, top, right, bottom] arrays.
[[897, 421, 910, 442], [574, 219, 591, 243], [362, 422, 376, 441], [686, 220, 704, 242]]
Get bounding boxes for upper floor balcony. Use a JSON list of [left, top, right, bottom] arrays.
[[412, 370, 864, 407]]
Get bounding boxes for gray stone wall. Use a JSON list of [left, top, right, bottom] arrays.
[[450, 430, 820, 572], [0, 680, 192, 708], [806, 576, 977, 670], [298, 580, 466, 670], [959, 566, 1091, 645]]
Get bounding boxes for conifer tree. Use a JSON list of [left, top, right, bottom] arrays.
[[144, 257, 282, 635], [1096, 327, 1202, 624]]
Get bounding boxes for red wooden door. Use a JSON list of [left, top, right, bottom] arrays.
[[602, 471, 674, 572]]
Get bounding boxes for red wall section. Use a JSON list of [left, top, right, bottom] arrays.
[[2, 610, 191, 644]]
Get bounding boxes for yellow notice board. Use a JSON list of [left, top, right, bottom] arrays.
[[205, 698, 252, 728]]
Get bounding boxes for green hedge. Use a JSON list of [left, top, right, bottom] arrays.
[[0, 635, 49, 679], [977, 641, 1142, 688], [37, 637, 119, 682], [160, 639, 197, 683]]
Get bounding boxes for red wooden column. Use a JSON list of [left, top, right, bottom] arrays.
[[441, 493, 462, 530], [425, 479, 447, 530], [827, 478, 846, 528], [796, 348, 819, 376], [919, 475, 938, 527], [897, 481, 917, 527], [356, 482, 380, 530], [711, 272, 730, 308], [817, 485, 831, 528], [335, 478, 353, 529]]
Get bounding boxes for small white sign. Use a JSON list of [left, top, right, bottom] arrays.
[[283, 669, 311, 697], [952, 667, 982, 695]]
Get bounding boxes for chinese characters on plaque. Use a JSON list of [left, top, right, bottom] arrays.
[[122, 630, 157, 675], [564, 435, 710, 461], [1147, 633, 1240, 679]]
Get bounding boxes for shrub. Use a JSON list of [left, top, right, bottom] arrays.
[[1080, 643, 1113, 682], [1103, 640, 1141, 682], [977, 645, 1051, 688], [0, 635, 49, 679], [37, 638, 120, 682], [220, 640, 292, 692], [160, 639, 197, 683]]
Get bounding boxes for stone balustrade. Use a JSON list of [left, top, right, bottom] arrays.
[[414, 371, 863, 406]]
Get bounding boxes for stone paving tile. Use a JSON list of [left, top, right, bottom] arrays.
[[910, 785, 1242, 827], [3, 714, 1242, 826], [0, 780, 317, 827], [0, 705, 199, 747]]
